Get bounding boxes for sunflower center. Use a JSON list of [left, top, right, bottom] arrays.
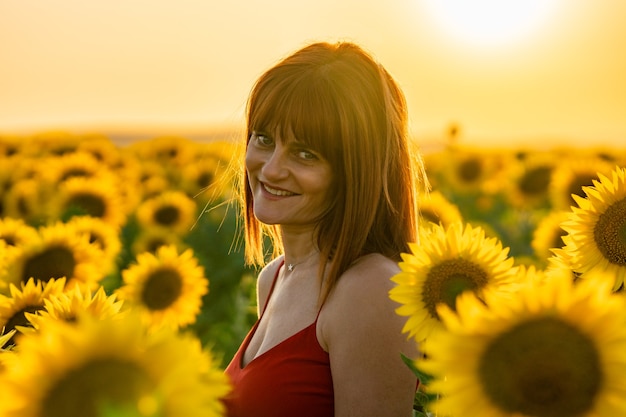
[[551, 229, 567, 251], [594, 196, 626, 266], [61, 168, 91, 181], [568, 174, 595, 202], [88, 231, 103, 247], [197, 172, 214, 188], [458, 158, 482, 183], [420, 209, 441, 225], [22, 245, 75, 283], [66, 193, 106, 218], [141, 267, 183, 310], [424, 258, 488, 318], [42, 358, 157, 417], [1, 234, 17, 246], [146, 238, 167, 253], [158, 147, 178, 159], [4, 305, 43, 345], [479, 316, 601, 417], [154, 205, 180, 226], [519, 166, 552, 196]]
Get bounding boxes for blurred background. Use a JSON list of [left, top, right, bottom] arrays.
[[1, 0, 625, 149]]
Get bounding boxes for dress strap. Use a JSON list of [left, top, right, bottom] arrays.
[[259, 259, 284, 318]]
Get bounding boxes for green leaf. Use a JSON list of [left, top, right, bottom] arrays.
[[401, 353, 434, 385]]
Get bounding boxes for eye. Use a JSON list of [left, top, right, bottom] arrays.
[[296, 149, 318, 160], [251, 132, 273, 147]]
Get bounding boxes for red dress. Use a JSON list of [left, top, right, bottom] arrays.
[[223, 263, 334, 417]]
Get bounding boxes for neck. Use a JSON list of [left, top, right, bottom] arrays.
[[284, 250, 320, 273], [280, 225, 324, 272]]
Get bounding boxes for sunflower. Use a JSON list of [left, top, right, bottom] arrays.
[[2, 178, 50, 224], [53, 175, 128, 228], [0, 329, 15, 349], [200, 140, 241, 163], [8, 152, 48, 181], [0, 241, 17, 293], [188, 140, 240, 201], [141, 176, 172, 201], [131, 227, 187, 257], [115, 245, 208, 330], [28, 131, 81, 157], [513, 263, 551, 287], [135, 190, 198, 236], [503, 150, 556, 209], [179, 154, 233, 204], [549, 155, 613, 210], [389, 222, 518, 342], [128, 135, 199, 169], [41, 151, 108, 184], [0, 217, 39, 248], [25, 285, 123, 330], [418, 271, 626, 417], [438, 147, 505, 195], [2, 221, 103, 292], [587, 144, 626, 167], [76, 133, 122, 168], [0, 157, 54, 222], [108, 150, 144, 213], [544, 247, 585, 283], [418, 190, 463, 229], [65, 216, 122, 276], [0, 329, 16, 371], [0, 158, 15, 218], [561, 166, 626, 291], [0, 312, 230, 417], [531, 210, 570, 262], [0, 134, 24, 159], [0, 278, 66, 346], [422, 149, 445, 190]]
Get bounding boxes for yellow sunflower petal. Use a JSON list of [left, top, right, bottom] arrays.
[[390, 222, 519, 342], [562, 166, 626, 291], [417, 273, 626, 417], [116, 245, 209, 330], [0, 312, 230, 417]]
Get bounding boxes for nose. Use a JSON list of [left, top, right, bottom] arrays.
[[261, 145, 288, 180]]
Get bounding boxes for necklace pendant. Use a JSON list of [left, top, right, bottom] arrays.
[[287, 263, 295, 272]]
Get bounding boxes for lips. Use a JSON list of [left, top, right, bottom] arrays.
[[262, 183, 296, 197]]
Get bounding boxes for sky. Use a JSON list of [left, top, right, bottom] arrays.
[[1, 0, 625, 149]]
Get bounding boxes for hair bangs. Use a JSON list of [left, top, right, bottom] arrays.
[[248, 71, 341, 159]]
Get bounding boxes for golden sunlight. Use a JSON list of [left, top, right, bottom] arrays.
[[421, 0, 561, 47]]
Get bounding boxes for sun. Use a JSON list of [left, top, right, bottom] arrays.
[[421, 0, 561, 47]]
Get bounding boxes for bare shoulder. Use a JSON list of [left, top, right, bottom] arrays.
[[257, 256, 284, 286], [333, 253, 400, 300], [321, 253, 404, 335], [255, 256, 284, 316], [320, 253, 418, 416]]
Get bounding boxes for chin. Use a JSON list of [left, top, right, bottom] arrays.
[[253, 211, 281, 226]]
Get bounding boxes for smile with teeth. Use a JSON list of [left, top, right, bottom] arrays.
[[263, 183, 296, 196]]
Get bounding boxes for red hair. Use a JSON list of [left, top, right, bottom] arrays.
[[239, 41, 426, 301]]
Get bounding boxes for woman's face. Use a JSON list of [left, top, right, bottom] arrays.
[[245, 130, 333, 231]]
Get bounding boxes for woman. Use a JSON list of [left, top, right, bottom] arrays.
[[224, 41, 426, 417]]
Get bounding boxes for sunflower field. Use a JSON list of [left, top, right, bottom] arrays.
[[1, 131, 626, 417]]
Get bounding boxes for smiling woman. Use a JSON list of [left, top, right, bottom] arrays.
[[420, 0, 561, 47]]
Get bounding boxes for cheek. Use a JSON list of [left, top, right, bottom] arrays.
[[244, 147, 261, 173], [312, 173, 335, 206]]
